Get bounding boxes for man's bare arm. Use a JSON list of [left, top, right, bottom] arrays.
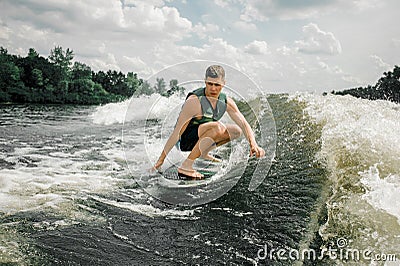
[[153, 95, 200, 170], [226, 97, 265, 158]]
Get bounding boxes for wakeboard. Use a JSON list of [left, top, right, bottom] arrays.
[[161, 158, 222, 180]]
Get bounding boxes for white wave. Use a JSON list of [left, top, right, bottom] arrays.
[[291, 93, 400, 249], [0, 146, 128, 215], [296, 93, 400, 221], [91, 94, 184, 125], [90, 195, 197, 219], [360, 165, 400, 224], [296, 93, 400, 169], [90, 92, 263, 126], [294, 92, 400, 256]]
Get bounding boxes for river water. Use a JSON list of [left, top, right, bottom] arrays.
[[0, 93, 399, 265]]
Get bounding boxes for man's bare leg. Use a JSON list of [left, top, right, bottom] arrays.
[[178, 122, 241, 178], [199, 124, 242, 162], [178, 130, 224, 178]]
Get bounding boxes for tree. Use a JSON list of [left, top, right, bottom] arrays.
[[105, 70, 130, 96], [70, 79, 95, 95], [332, 65, 400, 103], [126, 72, 140, 95], [16, 48, 56, 91], [48, 46, 74, 83], [0, 47, 8, 56], [48, 46, 74, 70], [92, 70, 110, 91], [31, 68, 44, 87], [28, 48, 39, 58], [375, 66, 400, 102], [47, 46, 73, 95], [0, 46, 151, 104], [166, 79, 185, 96], [134, 80, 154, 96], [0, 48, 26, 102], [72, 61, 92, 80], [154, 77, 166, 95]]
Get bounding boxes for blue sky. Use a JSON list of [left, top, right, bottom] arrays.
[[0, 0, 399, 93]]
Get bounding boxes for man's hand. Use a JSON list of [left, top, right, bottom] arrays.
[[151, 158, 164, 172], [250, 143, 265, 158]]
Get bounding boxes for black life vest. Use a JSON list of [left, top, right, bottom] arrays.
[[186, 87, 227, 125]]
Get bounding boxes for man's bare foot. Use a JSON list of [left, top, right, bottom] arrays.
[[200, 154, 222, 163], [177, 167, 204, 179]]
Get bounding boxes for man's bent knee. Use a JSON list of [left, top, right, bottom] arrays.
[[199, 122, 226, 138], [228, 124, 242, 140]]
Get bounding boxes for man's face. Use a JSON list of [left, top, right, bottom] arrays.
[[205, 77, 224, 98]]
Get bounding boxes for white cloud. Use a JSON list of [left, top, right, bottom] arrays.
[[0, 20, 11, 40], [214, 0, 230, 8], [295, 23, 342, 55], [233, 20, 257, 31], [392, 39, 400, 47], [290, 62, 307, 76], [98, 43, 106, 54], [276, 45, 295, 56], [193, 23, 219, 39], [122, 2, 192, 40], [123, 56, 154, 76], [370, 55, 390, 69], [244, 40, 269, 55], [240, 1, 269, 22], [0, 0, 195, 75], [90, 53, 120, 71], [16, 24, 50, 42], [0, 0, 397, 94], [203, 37, 243, 62], [318, 60, 343, 74], [237, 0, 385, 22], [238, 0, 332, 21], [341, 74, 363, 84], [124, 0, 165, 8], [352, 0, 383, 11], [1, 0, 192, 41], [147, 37, 245, 72]]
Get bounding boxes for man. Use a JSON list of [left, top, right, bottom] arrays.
[[153, 65, 265, 179]]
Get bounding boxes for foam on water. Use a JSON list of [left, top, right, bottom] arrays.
[[293, 92, 400, 257], [360, 166, 400, 224], [0, 98, 267, 264], [0, 145, 125, 214], [91, 94, 183, 125], [90, 195, 197, 219], [0, 102, 208, 220], [295, 93, 400, 217], [0, 135, 131, 263]]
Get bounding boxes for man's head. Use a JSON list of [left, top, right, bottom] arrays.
[[205, 65, 225, 81], [204, 65, 225, 98]]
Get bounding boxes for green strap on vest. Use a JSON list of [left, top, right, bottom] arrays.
[[186, 87, 227, 125]]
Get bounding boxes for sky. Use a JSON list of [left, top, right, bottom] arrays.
[[0, 0, 399, 93]]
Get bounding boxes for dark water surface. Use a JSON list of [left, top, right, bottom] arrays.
[[2, 95, 397, 265]]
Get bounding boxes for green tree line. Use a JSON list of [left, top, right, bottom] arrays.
[[330, 65, 400, 103], [0, 46, 184, 104]]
